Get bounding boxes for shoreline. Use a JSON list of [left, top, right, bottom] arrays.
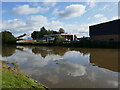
[[1, 61, 48, 89], [15, 41, 120, 49]]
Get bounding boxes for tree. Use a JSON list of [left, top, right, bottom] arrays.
[[47, 30, 53, 35], [59, 28, 65, 34], [1, 31, 16, 44], [40, 27, 46, 32], [54, 36, 65, 45], [31, 27, 60, 40], [31, 31, 39, 40], [53, 31, 59, 34], [74, 35, 77, 39], [38, 27, 47, 39], [31, 27, 47, 40]]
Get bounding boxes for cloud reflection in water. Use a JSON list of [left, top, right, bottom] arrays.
[[1, 46, 118, 88]]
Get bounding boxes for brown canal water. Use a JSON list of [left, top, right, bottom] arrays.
[[1, 45, 119, 88]]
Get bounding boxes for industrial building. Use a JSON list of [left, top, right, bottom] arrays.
[[89, 19, 120, 42]]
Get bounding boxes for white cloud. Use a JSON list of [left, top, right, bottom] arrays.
[[89, 15, 119, 28], [29, 1, 56, 7], [88, 17, 91, 20], [54, 4, 86, 19], [100, 17, 108, 22], [29, 2, 40, 7], [87, 0, 96, 8], [2, 19, 33, 36], [99, 4, 110, 11], [94, 14, 109, 23], [94, 14, 104, 18], [61, 62, 86, 77], [27, 15, 89, 37], [12, 4, 49, 15], [2, 15, 89, 37], [2, 19, 27, 30], [42, 2, 56, 7], [29, 15, 49, 25], [3, 14, 117, 38], [112, 16, 118, 20]]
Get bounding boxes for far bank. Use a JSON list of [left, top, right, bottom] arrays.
[[15, 40, 120, 49]]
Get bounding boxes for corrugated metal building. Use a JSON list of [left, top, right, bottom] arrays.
[[89, 19, 120, 42]]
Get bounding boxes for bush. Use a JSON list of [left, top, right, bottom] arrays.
[[1, 31, 16, 44], [53, 36, 65, 45]]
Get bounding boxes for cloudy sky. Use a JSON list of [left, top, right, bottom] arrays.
[[2, 1, 118, 37]]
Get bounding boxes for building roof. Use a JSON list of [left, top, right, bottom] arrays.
[[44, 33, 74, 37], [60, 33, 74, 35]]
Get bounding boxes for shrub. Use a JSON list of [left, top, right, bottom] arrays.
[[53, 36, 65, 45], [1, 31, 16, 44]]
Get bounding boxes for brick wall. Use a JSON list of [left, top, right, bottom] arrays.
[[90, 34, 120, 41]]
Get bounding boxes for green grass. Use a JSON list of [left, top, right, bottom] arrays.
[[1, 61, 47, 89], [2, 72, 44, 88]]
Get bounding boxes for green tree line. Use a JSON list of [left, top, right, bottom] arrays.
[[0, 27, 77, 44], [0, 31, 16, 44], [31, 27, 65, 40]]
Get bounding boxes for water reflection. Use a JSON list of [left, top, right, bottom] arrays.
[[63, 48, 119, 72], [1, 45, 119, 88], [32, 46, 69, 58], [2, 44, 16, 57], [32, 47, 49, 58], [90, 49, 119, 72]]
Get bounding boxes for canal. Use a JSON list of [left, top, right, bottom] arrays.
[[1, 45, 119, 88]]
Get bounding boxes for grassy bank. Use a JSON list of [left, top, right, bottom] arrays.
[[1, 61, 47, 89]]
